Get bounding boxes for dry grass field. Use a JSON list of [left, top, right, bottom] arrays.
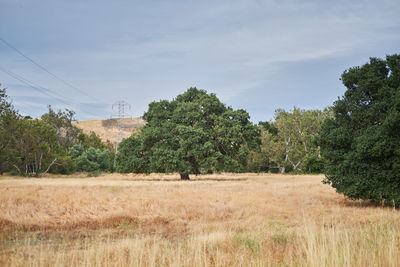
[[1, 173, 399, 266]]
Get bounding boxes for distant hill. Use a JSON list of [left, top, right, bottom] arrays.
[[73, 117, 146, 144]]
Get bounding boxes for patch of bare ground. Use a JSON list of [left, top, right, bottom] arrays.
[[1, 173, 400, 266]]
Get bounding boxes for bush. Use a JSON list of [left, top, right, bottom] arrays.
[[50, 156, 75, 174], [69, 144, 112, 172]]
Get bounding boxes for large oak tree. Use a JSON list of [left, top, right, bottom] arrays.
[[116, 88, 260, 179], [320, 54, 400, 205]]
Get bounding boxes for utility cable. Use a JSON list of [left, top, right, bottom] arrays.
[[0, 37, 101, 103], [0, 66, 100, 118]]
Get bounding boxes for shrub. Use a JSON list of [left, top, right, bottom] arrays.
[[69, 144, 112, 172]]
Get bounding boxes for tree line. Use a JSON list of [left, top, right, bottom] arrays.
[[2, 53, 399, 206], [0, 91, 114, 176], [0, 87, 328, 178], [114, 88, 331, 178]]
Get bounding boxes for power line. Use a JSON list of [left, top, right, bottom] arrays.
[[0, 66, 100, 118], [0, 66, 73, 107], [0, 37, 101, 103], [1, 66, 75, 104]]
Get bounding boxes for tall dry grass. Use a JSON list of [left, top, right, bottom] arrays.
[[1, 173, 399, 266]]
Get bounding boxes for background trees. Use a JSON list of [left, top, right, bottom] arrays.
[[0, 88, 114, 176], [252, 107, 329, 173], [320, 54, 400, 204], [2, 84, 330, 177], [41, 106, 81, 151], [12, 119, 65, 176], [0, 87, 20, 173], [116, 88, 260, 179]]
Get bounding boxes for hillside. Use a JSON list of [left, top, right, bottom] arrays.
[[73, 117, 146, 144]]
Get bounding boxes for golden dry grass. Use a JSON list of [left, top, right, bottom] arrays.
[[73, 117, 145, 144], [1, 173, 399, 266]]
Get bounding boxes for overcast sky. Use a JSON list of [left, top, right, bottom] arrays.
[[0, 0, 399, 122]]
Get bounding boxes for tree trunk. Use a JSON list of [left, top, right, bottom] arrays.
[[40, 158, 57, 177], [180, 173, 190, 180], [279, 166, 286, 174], [292, 161, 302, 172]]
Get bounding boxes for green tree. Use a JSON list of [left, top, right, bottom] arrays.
[[247, 125, 276, 173], [12, 119, 65, 176], [320, 54, 400, 205], [259, 128, 287, 173], [255, 107, 329, 173], [41, 106, 82, 151], [0, 87, 20, 173], [116, 88, 260, 179]]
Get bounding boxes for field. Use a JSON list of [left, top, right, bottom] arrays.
[[1, 173, 399, 266]]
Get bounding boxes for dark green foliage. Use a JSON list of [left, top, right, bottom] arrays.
[[116, 88, 260, 178], [69, 144, 112, 172], [50, 155, 75, 174], [0, 87, 20, 173], [320, 54, 400, 204], [115, 136, 147, 173], [302, 155, 326, 174], [258, 121, 278, 136]]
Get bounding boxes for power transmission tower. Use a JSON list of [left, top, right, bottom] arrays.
[[112, 101, 131, 167]]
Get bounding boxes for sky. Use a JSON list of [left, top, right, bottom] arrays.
[[0, 0, 399, 122]]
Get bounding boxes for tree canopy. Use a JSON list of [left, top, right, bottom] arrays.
[[41, 106, 81, 151], [116, 88, 260, 179], [320, 54, 400, 205], [252, 107, 329, 173]]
